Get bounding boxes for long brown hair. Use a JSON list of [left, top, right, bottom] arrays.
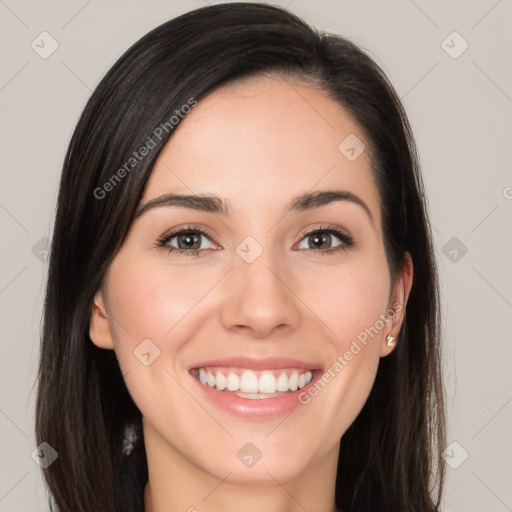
[[35, 3, 446, 510]]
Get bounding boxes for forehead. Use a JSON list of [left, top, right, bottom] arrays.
[[141, 76, 380, 222]]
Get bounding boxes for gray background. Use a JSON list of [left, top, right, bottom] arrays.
[[1, 1, 511, 511]]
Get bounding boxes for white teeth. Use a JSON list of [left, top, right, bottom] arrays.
[[234, 391, 283, 399], [215, 372, 227, 391], [226, 373, 240, 391], [289, 373, 298, 391], [276, 372, 289, 392], [258, 372, 277, 393], [239, 370, 259, 393], [197, 368, 314, 394]]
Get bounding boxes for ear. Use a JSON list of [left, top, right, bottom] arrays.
[[89, 289, 115, 350], [380, 251, 413, 357]]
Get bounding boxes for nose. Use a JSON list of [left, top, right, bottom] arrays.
[[220, 251, 302, 339]]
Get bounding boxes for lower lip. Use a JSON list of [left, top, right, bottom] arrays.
[[190, 370, 321, 420]]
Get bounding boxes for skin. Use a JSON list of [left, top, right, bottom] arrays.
[[89, 76, 413, 512]]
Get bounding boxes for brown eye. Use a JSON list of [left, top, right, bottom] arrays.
[[305, 232, 336, 250], [296, 227, 354, 253], [175, 232, 202, 250], [156, 226, 218, 257]]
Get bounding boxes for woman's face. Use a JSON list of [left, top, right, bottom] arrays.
[[90, 76, 411, 486]]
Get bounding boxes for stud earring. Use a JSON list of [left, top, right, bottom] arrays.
[[386, 334, 395, 347]]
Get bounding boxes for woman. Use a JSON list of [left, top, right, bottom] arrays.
[[35, 3, 446, 511]]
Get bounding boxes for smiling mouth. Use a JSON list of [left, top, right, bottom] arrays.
[[190, 367, 317, 399]]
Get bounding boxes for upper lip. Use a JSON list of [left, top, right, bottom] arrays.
[[189, 356, 322, 371]]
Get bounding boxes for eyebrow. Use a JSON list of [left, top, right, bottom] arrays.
[[135, 189, 374, 225]]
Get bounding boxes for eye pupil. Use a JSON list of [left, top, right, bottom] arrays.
[[178, 233, 200, 249], [310, 233, 330, 249]]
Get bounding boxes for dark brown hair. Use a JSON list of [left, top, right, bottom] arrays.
[[36, 3, 446, 511]]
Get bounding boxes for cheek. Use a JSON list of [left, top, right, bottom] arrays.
[[103, 257, 212, 416], [289, 262, 390, 427], [305, 262, 391, 348], [106, 257, 212, 345]]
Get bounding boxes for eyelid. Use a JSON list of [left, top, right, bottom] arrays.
[[296, 224, 352, 243], [157, 224, 217, 244]]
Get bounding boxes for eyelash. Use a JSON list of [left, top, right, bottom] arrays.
[[155, 224, 355, 258]]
